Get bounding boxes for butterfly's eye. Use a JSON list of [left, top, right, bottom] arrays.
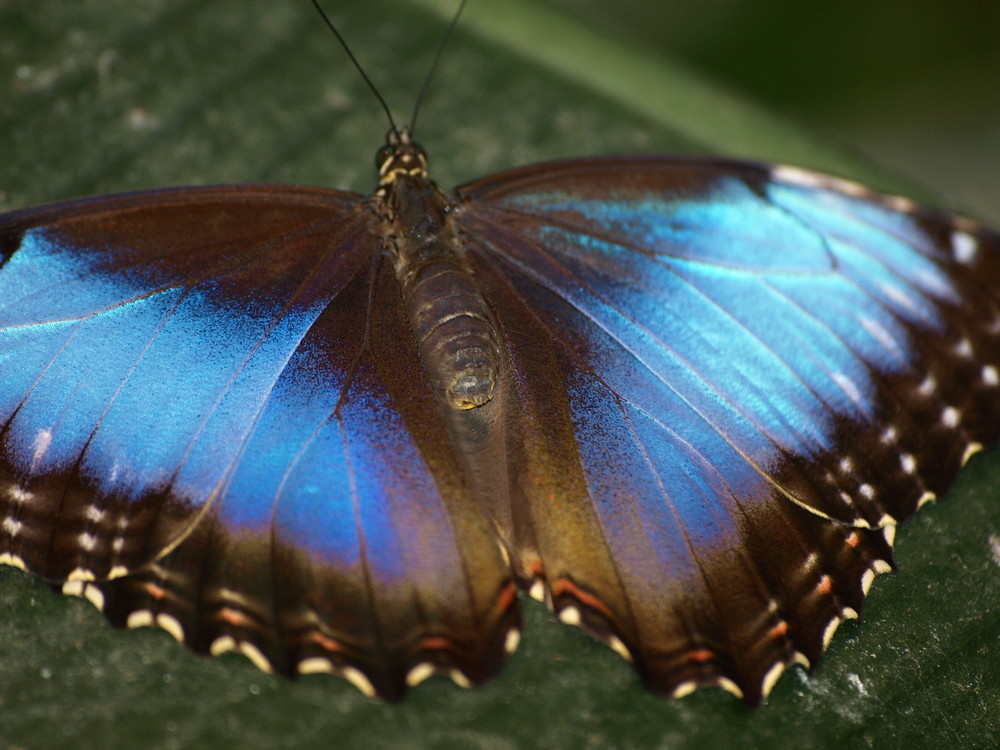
[[412, 142, 427, 161], [375, 145, 394, 169]]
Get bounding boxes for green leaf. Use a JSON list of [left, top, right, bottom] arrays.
[[0, 2, 997, 749]]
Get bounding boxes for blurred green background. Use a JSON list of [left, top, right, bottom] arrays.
[[0, 1, 997, 749], [554, 0, 1000, 220]]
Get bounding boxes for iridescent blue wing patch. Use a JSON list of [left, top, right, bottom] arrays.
[[2, 151, 998, 703], [455, 156, 1000, 701], [0, 188, 517, 699]]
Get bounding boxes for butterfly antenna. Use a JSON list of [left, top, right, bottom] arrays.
[[309, 0, 400, 137], [409, 0, 469, 136]]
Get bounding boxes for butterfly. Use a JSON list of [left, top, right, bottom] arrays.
[[1, 4, 998, 707]]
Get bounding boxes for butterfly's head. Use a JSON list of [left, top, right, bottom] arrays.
[[376, 128, 429, 187]]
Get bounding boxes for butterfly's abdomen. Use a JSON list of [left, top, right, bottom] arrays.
[[400, 255, 500, 409], [383, 174, 500, 410]]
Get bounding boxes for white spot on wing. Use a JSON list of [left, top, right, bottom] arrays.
[[210, 635, 237, 656], [558, 606, 581, 625], [761, 662, 786, 697], [449, 669, 472, 689], [7, 485, 31, 503], [860, 569, 876, 595], [861, 317, 904, 354], [952, 230, 978, 264], [822, 617, 842, 647], [341, 666, 376, 697], [31, 428, 52, 469], [496, 542, 511, 566], [298, 657, 333, 675], [529, 579, 546, 602], [983, 366, 999, 387], [504, 628, 521, 654], [961, 442, 983, 466], [942, 406, 960, 428], [900, 453, 917, 474], [127, 610, 155, 629], [771, 165, 823, 188], [672, 681, 697, 699], [156, 613, 185, 643], [216, 588, 245, 605], [607, 635, 632, 661], [877, 285, 919, 315], [716, 677, 743, 699], [883, 525, 897, 547], [771, 165, 871, 199], [833, 372, 864, 407], [0, 553, 26, 570], [914, 268, 956, 299], [406, 663, 435, 687], [62, 580, 105, 610], [802, 552, 820, 572], [884, 195, 917, 213]]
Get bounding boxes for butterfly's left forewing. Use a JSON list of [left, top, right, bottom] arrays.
[[455, 156, 1000, 701], [0, 186, 371, 581]]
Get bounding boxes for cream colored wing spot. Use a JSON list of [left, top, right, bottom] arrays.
[[951, 230, 978, 264]]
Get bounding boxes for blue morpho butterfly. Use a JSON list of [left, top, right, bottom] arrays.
[[1, 2, 998, 706]]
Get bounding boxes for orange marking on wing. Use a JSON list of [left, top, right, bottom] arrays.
[[688, 649, 715, 663], [768, 621, 789, 639], [526, 559, 545, 578], [308, 630, 344, 653], [818, 575, 833, 595], [221, 607, 248, 627], [420, 636, 451, 651], [144, 583, 166, 601], [496, 582, 517, 612], [551, 578, 613, 619], [846, 531, 860, 548]]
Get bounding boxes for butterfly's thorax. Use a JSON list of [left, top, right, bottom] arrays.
[[375, 130, 500, 410]]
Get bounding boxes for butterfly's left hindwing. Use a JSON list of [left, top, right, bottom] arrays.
[[0, 187, 517, 698], [456, 157, 1000, 701]]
